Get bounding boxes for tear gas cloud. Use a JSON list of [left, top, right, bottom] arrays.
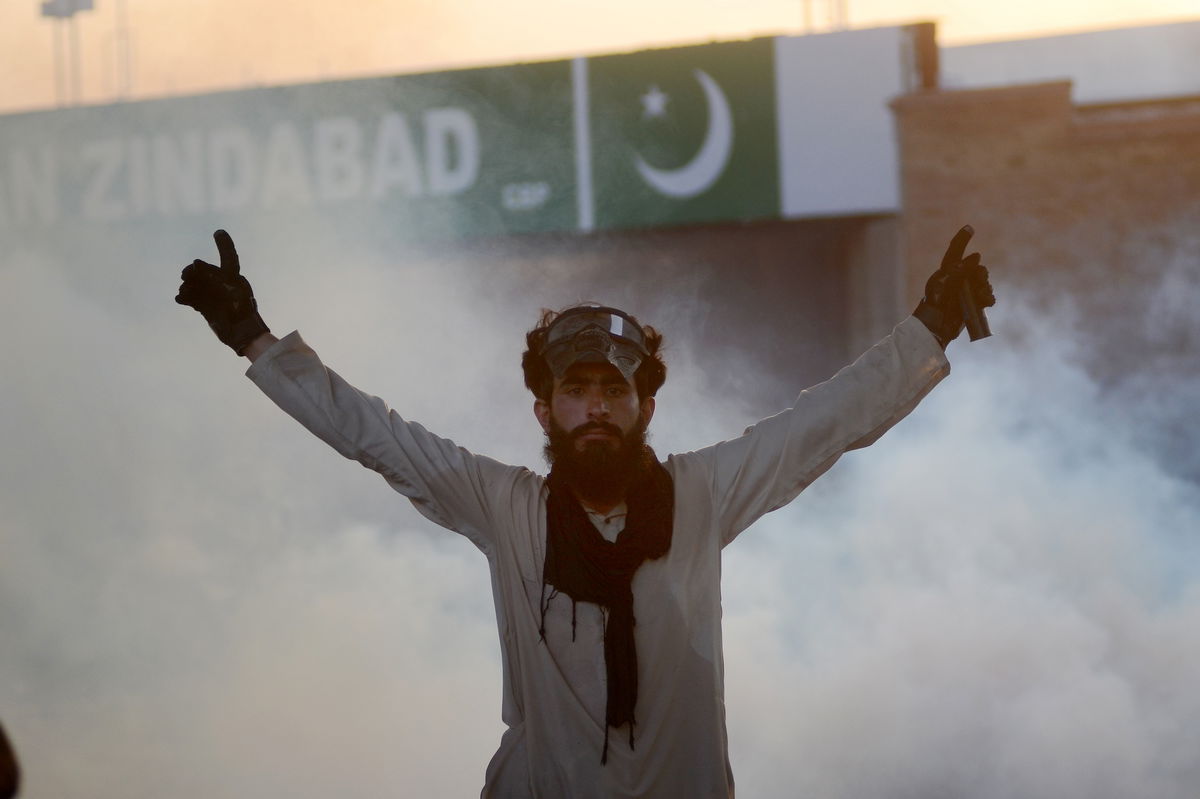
[[3, 161, 1200, 799]]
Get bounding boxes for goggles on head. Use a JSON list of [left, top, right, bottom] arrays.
[[541, 305, 650, 382]]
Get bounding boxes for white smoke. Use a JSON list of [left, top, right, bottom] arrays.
[[721, 296, 1200, 799], [2, 221, 1199, 799]]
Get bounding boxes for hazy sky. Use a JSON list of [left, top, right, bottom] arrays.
[[1, 0, 1198, 112]]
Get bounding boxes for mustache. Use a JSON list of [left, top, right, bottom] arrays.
[[569, 421, 623, 439]]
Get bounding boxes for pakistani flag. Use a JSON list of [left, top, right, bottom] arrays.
[[585, 38, 779, 231]]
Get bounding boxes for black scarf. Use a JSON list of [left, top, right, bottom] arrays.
[[540, 450, 674, 764]]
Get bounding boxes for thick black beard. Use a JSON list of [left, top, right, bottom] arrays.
[[544, 416, 650, 508]]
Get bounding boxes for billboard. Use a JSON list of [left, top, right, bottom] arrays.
[[0, 24, 932, 243]]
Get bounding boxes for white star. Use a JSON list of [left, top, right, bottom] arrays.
[[641, 85, 669, 119]]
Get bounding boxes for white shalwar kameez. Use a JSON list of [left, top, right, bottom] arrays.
[[246, 316, 949, 798]]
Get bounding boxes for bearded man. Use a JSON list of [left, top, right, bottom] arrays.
[[176, 227, 993, 798]]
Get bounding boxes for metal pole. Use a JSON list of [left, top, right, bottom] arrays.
[[69, 13, 82, 103], [53, 20, 67, 106], [115, 0, 132, 99]]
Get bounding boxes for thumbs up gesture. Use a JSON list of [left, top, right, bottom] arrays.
[[176, 230, 270, 355]]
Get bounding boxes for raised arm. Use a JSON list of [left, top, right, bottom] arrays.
[[175, 231, 524, 551], [702, 225, 996, 544]]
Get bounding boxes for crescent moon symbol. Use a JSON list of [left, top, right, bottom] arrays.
[[634, 69, 734, 199]]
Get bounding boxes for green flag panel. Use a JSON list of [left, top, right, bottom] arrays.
[[586, 38, 779, 231]]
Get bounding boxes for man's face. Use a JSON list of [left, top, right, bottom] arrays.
[[533, 362, 655, 452]]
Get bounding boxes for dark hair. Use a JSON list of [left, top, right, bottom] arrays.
[[522, 304, 667, 402]]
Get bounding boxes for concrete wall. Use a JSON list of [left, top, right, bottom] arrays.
[[449, 214, 904, 411], [943, 20, 1200, 104]]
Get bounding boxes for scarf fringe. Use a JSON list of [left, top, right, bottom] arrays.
[[599, 722, 637, 765], [538, 584, 560, 643]]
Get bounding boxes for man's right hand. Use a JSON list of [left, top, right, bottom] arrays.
[[175, 229, 270, 356]]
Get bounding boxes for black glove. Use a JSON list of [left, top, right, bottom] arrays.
[[914, 225, 996, 348], [175, 230, 269, 356]]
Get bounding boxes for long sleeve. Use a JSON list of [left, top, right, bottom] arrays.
[[246, 331, 528, 552], [688, 316, 950, 545]]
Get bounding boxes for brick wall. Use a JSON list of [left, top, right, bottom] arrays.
[[893, 82, 1200, 312]]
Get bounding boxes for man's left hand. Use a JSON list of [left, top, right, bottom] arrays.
[[914, 225, 996, 348]]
